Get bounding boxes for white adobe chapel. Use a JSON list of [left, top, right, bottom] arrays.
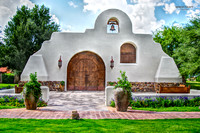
[[21, 9, 182, 92]]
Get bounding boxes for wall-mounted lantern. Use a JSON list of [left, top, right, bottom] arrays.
[[110, 56, 114, 69], [58, 56, 62, 68]]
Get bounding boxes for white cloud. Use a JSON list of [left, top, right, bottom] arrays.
[[193, 0, 200, 7], [20, 0, 35, 8], [194, 0, 200, 4], [0, 0, 61, 40], [66, 25, 72, 31], [0, 26, 3, 41], [172, 22, 181, 27], [156, 2, 165, 6], [83, 0, 129, 13], [151, 19, 165, 32], [0, 0, 35, 40], [130, 0, 138, 3], [68, 1, 78, 8], [51, 14, 60, 25], [176, 9, 180, 14], [61, 25, 72, 32], [83, 0, 165, 34], [186, 9, 200, 18], [182, 0, 193, 6], [163, 3, 176, 14]]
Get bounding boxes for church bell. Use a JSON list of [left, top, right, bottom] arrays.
[[110, 24, 115, 31]]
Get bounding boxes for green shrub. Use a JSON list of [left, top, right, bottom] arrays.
[[2, 73, 14, 83], [37, 99, 48, 107], [196, 76, 200, 82], [0, 96, 47, 108], [131, 97, 200, 108], [0, 96, 24, 107], [6, 85, 12, 89], [60, 81, 65, 86], [108, 82, 114, 86], [110, 100, 115, 107]]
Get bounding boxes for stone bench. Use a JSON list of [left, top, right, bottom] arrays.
[[41, 86, 49, 102], [159, 85, 190, 93]]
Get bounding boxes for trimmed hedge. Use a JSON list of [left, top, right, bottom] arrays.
[[197, 76, 200, 82], [130, 97, 200, 108], [186, 81, 200, 90], [2, 73, 14, 84]]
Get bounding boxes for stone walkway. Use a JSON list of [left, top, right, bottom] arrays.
[[42, 91, 108, 111], [1, 108, 200, 119]]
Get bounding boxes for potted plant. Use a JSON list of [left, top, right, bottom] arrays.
[[60, 81, 65, 91], [114, 71, 132, 112], [23, 72, 41, 110], [108, 82, 115, 86]]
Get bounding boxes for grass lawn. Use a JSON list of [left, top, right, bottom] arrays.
[[0, 118, 200, 132], [131, 106, 200, 112], [0, 83, 17, 89], [0, 106, 21, 109], [186, 81, 200, 90]]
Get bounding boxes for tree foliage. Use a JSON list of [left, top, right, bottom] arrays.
[[153, 16, 200, 80], [1, 5, 59, 75], [173, 17, 200, 77], [153, 26, 183, 57]]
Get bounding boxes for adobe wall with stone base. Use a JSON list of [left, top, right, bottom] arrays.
[[19, 81, 104, 91], [19, 81, 64, 91], [107, 82, 182, 92], [19, 81, 182, 92]]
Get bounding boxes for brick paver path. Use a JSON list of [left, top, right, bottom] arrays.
[[0, 108, 200, 119]]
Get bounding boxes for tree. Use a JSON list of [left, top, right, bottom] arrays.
[[173, 16, 200, 80], [153, 17, 200, 83], [153, 26, 183, 57], [2, 5, 59, 76], [0, 42, 3, 66]]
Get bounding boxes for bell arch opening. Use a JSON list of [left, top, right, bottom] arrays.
[[107, 17, 119, 33]]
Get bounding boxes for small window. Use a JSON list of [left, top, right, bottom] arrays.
[[120, 43, 136, 63], [107, 18, 119, 33]]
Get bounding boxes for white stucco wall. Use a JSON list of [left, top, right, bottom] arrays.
[[155, 56, 182, 82], [21, 9, 182, 89], [21, 54, 48, 81]]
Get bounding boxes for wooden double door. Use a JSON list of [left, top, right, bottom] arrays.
[[67, 51, 105, 91]]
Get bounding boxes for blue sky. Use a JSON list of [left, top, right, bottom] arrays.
[[30, 0, 200, 33], [0, 0, 200, 38]]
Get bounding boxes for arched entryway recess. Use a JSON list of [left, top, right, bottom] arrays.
[[67, 51, 105, 91]]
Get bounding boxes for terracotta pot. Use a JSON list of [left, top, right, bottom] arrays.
[[60, 85, 65, 92], [25, 92, 38, 110], [114, 88, 130, 112], [15, 85, 23, 93]]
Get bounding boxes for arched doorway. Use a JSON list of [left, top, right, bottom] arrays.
[[67, 51, 105, 91]]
